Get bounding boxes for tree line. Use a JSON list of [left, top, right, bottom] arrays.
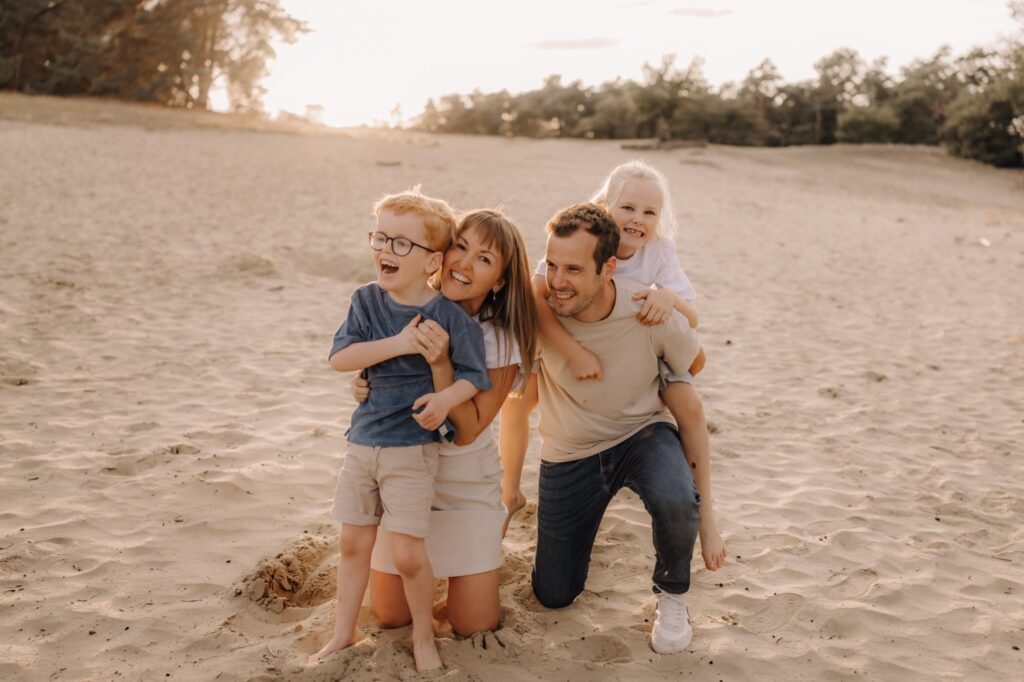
[[0, 0, 307, 113], [415, 6, 1024, 167]]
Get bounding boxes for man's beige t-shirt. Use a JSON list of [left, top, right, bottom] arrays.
[[537, 276, 701, 463]]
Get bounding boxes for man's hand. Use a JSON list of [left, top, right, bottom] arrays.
[[411, 391, 454, 432], [410, 318, 450, 366], [633, 288, 675, 326], [350, 374, 370, 403], [569, 348, 604, 381]]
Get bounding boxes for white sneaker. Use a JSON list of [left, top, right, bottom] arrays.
[[651, 592, 692, 654]]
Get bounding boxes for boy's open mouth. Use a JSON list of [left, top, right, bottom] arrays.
[[379, 257, 399, 275]]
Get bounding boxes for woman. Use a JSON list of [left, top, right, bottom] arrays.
[[355, 208, 536, 635]]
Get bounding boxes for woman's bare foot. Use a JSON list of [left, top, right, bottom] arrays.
[[501, 490, 527, 538], [306, 633, 356, 666], [413, 637, 443, 673], [698, 513, 727, 571]]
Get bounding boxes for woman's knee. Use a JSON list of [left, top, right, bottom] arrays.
[[372, 603, 412, 629]]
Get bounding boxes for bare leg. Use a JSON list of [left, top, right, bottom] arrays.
[[498, 374, 538, 537], [446, 570, 500, 636], [308, 524, 377, 665], [369, 569, 411, 629], [391, 533, 442, 672], [660, 382, 727, 571]]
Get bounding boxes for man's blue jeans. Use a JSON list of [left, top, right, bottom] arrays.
[[531, 422, 701, 609]]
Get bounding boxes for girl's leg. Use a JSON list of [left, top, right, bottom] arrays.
[[446, 570, 500, 636], [368, 569, 411, 629], [498, 373, 538, 536], [308, 523, 377, 665], [390, 533, 442, 672], [660, 382, 727, 571]]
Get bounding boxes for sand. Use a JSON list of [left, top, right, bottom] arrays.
[[1, 92, 1023, 681]]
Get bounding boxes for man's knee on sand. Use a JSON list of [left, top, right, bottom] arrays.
[[531, 570, 583, 610]]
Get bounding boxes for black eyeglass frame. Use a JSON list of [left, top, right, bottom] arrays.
[[367, 230, 436, 257]]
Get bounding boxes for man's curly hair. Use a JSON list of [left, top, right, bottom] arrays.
[[545, 203, 620, 273]]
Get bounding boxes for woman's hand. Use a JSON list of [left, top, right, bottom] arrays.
[[411, 391, 454, 432], [410, 318, 450, 366], [633, 287, 676, 326], [350, 374, 370, 403]]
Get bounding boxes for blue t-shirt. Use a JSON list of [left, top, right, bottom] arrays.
[[330, 283, 490, 446]]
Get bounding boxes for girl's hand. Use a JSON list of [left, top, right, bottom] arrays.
[[411, 391, 454, 432], [569, 348, 604, 381], [410, 318, 450, 366], [395, 314, 423, 354], [633, 288, 675, 326], [350, 374, 370, 403]]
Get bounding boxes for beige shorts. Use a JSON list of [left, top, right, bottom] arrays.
[[331, 442, 439, 539]]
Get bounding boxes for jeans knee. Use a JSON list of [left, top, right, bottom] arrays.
[[531, 572, 580, 610]]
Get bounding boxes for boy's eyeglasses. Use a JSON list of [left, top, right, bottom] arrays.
[[368, 231, 435, 257]]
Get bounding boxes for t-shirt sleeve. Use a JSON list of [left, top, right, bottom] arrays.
[[446, 312, 492, 391], [654, 311, 701, 376], [483, 322, 521, 369], [534, 257, 547, 278], [328, 287, 372, 360], [654, 239, 696, 301]]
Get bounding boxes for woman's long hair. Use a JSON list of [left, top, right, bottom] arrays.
[[456, 209, 536, 382]]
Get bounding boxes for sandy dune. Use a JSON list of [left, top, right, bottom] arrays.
[[1, 93, 1023, 680]]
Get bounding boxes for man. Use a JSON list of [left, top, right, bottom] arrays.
[[528, 203, 704, 654]]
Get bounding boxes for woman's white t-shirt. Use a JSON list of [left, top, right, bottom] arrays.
[[439, 317, 521, 457]]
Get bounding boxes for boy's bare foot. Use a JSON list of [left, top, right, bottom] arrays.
[[413, 637, 443, 673], [698, 514, 727, 571], [501, 490, 527, 538], [306, 633, 357, 666]]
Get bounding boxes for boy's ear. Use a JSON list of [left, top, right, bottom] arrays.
[[426, 250, 444, 275]]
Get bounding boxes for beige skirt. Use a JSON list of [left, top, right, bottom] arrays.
[[370, 438, 505, 577]]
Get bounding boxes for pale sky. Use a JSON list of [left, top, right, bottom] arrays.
[[255, 0, 1017, 127]]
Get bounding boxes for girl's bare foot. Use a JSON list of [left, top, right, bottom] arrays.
[[698, 514, 727, 571], [306, 633, 356, 666], [413, 637, 443, 673], [501, 490, 527, 538]]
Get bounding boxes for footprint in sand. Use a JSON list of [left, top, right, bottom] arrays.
[[237, 534, 337, 613], [564, 633, 632, 663], [826, 568, 879, 600], [741, 593, 804, 634]]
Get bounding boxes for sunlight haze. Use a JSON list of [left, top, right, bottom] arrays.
[[259, 1, 1014, 126]]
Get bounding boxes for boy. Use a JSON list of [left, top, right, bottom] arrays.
[[310, 189, 490, 672]]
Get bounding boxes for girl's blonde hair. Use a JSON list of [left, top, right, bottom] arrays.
[[456, 209, 536, 380], [589, 160, 678, 239]]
